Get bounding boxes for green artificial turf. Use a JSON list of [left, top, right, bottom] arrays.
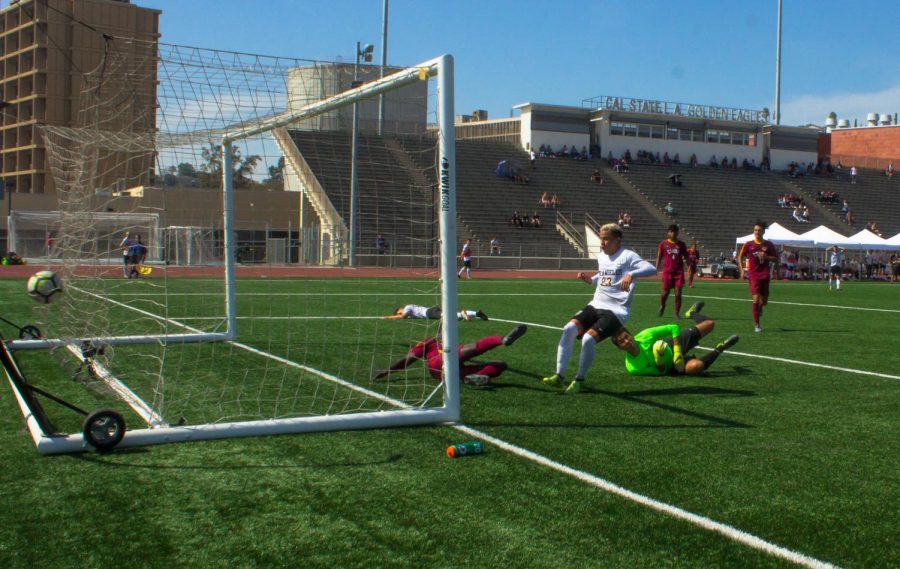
[[0, 276, 897, 568]]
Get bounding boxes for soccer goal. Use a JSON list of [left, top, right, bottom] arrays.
[[4, 38, 460, 454]]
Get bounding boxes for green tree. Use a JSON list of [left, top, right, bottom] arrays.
[[197, 144, 261, 189], [177, 162, 197, 177]]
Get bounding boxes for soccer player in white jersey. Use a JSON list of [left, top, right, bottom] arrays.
[[542, 223, 657, 393], [827, 245, 845, 291], [384, 304, 488, 321]]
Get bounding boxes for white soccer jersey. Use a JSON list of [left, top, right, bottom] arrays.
[[829, 250, 843, 267], [402, 304, 430, 319], [589, 248, 657, 324]]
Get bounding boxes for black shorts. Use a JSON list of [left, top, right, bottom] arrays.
[[571, 305, 623, 341], [893, 264, 900, 276], [829, 265, 842, 276], [463, 259, 472, 268], [425, 306, 442, 319], [666, 326, 702, 351]]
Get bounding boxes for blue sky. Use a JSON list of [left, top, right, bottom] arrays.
[[8, 0, 899, 126]]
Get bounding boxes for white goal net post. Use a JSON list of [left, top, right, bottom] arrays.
[[6, 41, 460, 454]]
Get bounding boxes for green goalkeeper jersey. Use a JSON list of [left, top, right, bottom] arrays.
[[624, 324, 680, 376]]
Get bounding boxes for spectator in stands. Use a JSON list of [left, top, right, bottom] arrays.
[[868, 221, 883, 237], [850, 165, 858, 184], [689, 154, 698, 167], [550, 193, 561, 209], [490, 237, 501, 256], [591, 169, 604, 184], [673, 153, 681, 165], [801, 206, 810, 223], [731, 157, 738, 169], [761, 156, 770, 172], [664, 202, 677, 216], [514, 172, 530, 185], [669, 173, 683, 187], [530, 148, 537, 169], [532, 212, 543, 228], [540, 191, 550, 208], [614, 158, 629, 173], [798, 256, 811, 280], [376, 234, 387, 255], [886, 163, 894, 180], [792, 206, 806, 223], [607, 150, 615, 165], [721, 156, 729, 168], [521, 213, 531, 228], [709, 155, 718, 168], [617, 212, 626, 227], [511, 211, 521, 227], [624, 149, 633, 162], [841, 199, 849, 216], [663, 152, 671, 165], [560, 145, 568, 158], [581, 146, 590, 160], [846, 210, 854, 225]]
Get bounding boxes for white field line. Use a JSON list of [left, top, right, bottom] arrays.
[[486, 317, 900, 381], [76, 288, 847, 566], [452, 422, 839, 569]]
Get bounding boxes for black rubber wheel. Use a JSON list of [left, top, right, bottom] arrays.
[[717, 270, 725, 279], [82, 409, 126, 450], [19, 325, 42, 339]]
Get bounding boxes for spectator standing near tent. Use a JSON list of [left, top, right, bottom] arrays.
[[457, 239, 473, 279], [738, 221, 779, 333]]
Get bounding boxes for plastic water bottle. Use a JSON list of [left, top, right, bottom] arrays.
[[446, 441, 483, 458]]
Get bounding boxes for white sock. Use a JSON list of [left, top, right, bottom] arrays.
[[577, 334, 597, 379], [836, 278, 841, 290], [556, 322, 578, 376]]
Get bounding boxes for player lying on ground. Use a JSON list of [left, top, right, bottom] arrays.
[[384, 304, 488, 321], [373, 324, 527, 386], [611, 301, 739, 375]]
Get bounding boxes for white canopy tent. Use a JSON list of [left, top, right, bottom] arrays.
[[735, 222, 814, 247], [845, 229, 900, 251], [797, 225, 852, 247], [886, 233, 900, 247]]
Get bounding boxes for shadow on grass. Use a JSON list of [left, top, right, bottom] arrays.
[[70, 449, 405, 469]]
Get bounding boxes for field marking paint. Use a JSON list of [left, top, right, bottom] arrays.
[[452, 422, 839, 569], [81, 288, 841, 567], [488, 318, 900, 381], [647, 293, 900, 314]]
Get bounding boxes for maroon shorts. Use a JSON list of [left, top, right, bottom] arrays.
[[661, 271, 685, 290], [749, 278, 770, 297]]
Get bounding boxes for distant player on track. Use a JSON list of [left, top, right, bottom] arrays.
[[373, 324, 527, 386], [827, 245, 845, 291], [738, 221, 779, 333], [686, 242, 700, 288], [612, 300, 739, 376], [656, 223, 689, 318], [542, 223, 656, 394], [457, 239, 473, 279], [384, 304, 488, 322]]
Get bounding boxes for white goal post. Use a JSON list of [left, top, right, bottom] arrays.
[[6, 51, 459, 454]]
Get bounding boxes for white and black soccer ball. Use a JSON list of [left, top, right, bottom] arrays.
[[26, 270, 63, 304]]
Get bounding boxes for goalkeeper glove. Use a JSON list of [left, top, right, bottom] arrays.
[[673, 343, 685, 373]]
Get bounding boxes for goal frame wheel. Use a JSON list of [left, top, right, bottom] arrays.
[[82, 409, 126, 451]]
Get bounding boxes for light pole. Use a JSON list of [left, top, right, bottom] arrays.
[[349, 42, 374, 267]]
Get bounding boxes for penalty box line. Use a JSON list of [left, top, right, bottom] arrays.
[[488, 318, 900, 381]]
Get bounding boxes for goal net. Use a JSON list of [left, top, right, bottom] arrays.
[[5, 37, 460, 454]]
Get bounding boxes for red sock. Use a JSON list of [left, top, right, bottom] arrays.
[[752, 302, 760, 325], [674, 295, 682, 315]]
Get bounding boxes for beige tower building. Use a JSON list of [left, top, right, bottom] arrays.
[[0, 0, 160, 196]]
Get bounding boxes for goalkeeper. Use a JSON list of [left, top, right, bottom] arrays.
[[612, 301, 738, 376]]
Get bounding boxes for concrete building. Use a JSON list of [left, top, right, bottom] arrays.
[[0, 0, 160, 196]]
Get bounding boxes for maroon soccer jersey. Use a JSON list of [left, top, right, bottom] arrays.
[[740, 239, 776, 280], [686, 248, 699, 268], [658, 239, 688, 274], [410, 337, 440, 360]]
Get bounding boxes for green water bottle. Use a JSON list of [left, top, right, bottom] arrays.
[[446, 441, 483, 458]]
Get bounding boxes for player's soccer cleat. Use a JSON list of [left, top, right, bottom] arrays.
[[716, 334, 739, 351], [657, 305, 665, 317], [463, 374, 491, 387], [502, 324, 527, 346], [542, 373, 565, 388], [476, 310, 489, 321], [565, 379, 583, 394], [754, 325, 762, 333], [685, 301, 704, 319]]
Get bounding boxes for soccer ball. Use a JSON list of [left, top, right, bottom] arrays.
[[26, 270, 63, 304]]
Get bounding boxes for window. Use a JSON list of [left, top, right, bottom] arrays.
[[650, 125, 664, 139], [610, 122, 623, 136], [621, 122, 638, 137], [637, 124, 651, 138], [666, 127, 679, 140]]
